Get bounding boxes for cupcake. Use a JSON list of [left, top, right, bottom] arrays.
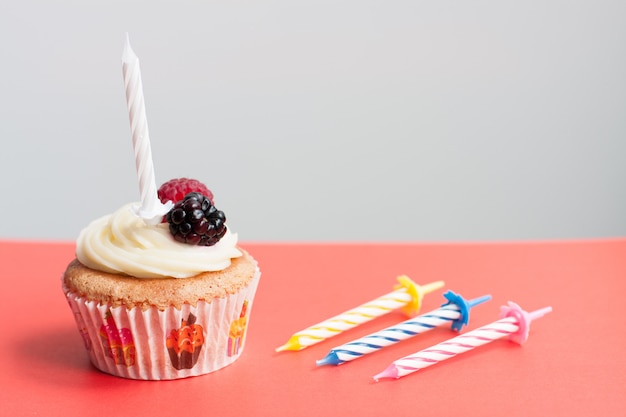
[[62, 178, 261, 380]]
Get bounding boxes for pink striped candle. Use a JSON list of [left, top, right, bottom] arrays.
[[373, 302, 552, 381]]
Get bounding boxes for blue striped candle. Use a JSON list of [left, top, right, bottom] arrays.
[[316, 291, 491, 366]]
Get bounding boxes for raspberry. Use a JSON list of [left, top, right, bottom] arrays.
[[158, 178, 214, 205], [165, 192, 227, 246]]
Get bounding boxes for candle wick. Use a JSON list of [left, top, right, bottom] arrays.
[[122, 32, 134, 63]]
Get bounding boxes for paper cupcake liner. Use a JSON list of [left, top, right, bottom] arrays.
[[64, 267, 260, 380]]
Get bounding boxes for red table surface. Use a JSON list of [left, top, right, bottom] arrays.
[[0, 239, 624, 416]]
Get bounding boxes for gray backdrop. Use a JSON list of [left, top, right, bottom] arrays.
[[1, 0, 625, 242]]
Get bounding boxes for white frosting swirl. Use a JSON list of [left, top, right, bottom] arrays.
[[76, 203, 242, 279]]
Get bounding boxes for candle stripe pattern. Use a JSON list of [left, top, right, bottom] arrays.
[[316, 292, 491, 366], [277, 290, 411, 351], [320, 306, 461, 365], [275, 278, 444, 351], [389, 317, 518, 377], [373, 303, 552, 381], [122, 34, 171, 224]]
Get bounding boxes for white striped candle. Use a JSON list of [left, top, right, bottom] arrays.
[[122, 33, 172, 225]]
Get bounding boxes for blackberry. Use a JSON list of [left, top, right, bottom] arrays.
[[165, 192, 227, 246]]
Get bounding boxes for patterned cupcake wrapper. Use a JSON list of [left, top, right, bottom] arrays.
[[64, 266, 260, 380]]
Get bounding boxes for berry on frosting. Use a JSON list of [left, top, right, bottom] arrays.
[[165, 192, 227, 246], [158, 178, 214, 205]]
